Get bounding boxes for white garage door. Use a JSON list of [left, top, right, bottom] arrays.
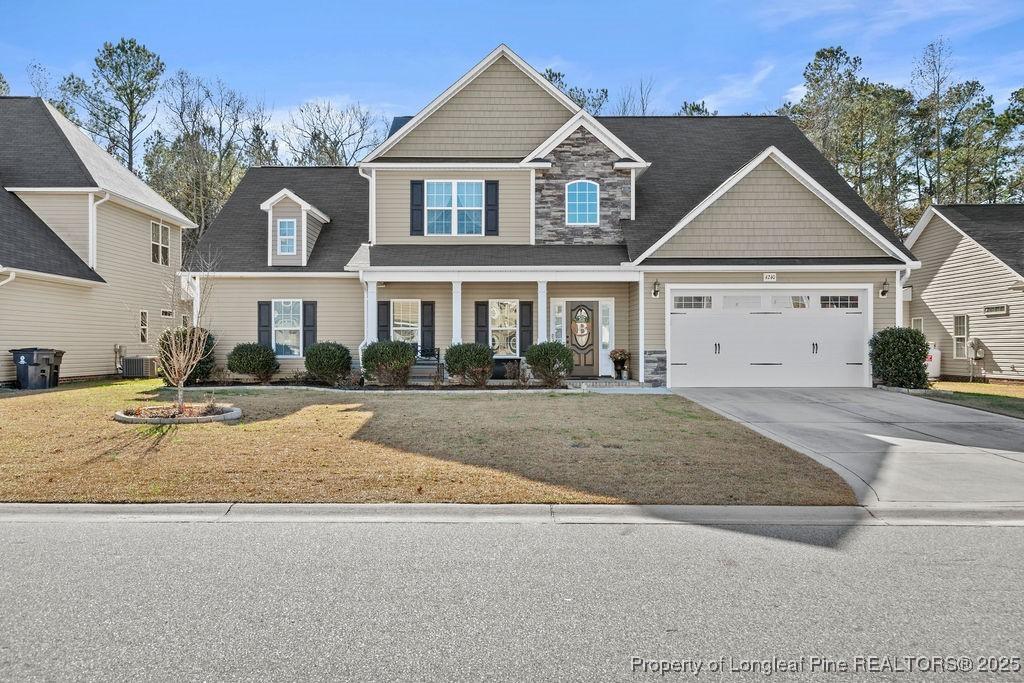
[[667, 288, 870, 387]]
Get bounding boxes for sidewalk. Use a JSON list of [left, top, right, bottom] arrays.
[[2, 503, 1024, 526]]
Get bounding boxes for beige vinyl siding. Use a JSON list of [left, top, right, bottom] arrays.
[[305, 216, 324, 262], [1, 200, 184, 382], [375, 170, 532, 244], [270, 199, 303, 266], [17, 192, 91, 263], [461, 283, 539, 349], [642, 270, 897, 350], [383, 56, 573, 158], [652, 158, 887, 258], [376, 283, 454, 352], [907, 215, 1024, 379], [202, 277, 364, 377]]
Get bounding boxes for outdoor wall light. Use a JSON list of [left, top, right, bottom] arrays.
[[880, 279, 889, 297], [652, 279, 661, 298]]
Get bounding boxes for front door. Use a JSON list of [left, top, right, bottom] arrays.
[[568, 301, 597, 376]]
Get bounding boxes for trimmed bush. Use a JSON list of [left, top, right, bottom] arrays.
[[525, 341, 574, 388], [226, 343, 280, 383], [869, 326, 929, 389], [158, 327, 216, 386], [445, 343, 494, 387], [304, 342, 352, 386], [362, 340, 415, 386]]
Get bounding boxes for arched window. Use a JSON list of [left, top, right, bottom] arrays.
[[565, 180, 599, 225]]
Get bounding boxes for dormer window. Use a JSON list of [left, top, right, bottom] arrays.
[[566, 180, 599, 226], [277, 219, 297, 255]]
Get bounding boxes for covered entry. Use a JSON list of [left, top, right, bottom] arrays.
[[667, 286, 871, 387]]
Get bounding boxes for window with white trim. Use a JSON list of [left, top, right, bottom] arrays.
[[140, 310, 149, 343], [911, 317, 924, 333], [565, 180, 599, 225], [161, 309, 173, 318], [151, 222, 169, 265], [953, 314, 969, 359], [391, 300, 421, 346], [489, 299, 519, 357], [673, 295, 712, 310], [277, 219, 297, 255], [425, 181, 483, 235], [272, 299, 302, 357]]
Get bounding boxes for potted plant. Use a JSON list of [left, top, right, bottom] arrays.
[[609, 349, 630, 380]]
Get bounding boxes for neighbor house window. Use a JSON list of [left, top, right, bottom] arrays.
[[953, 314, 969, 359], [277, 219, 297, 255], [151, 222, 169, 265], [425, 181, 483, 235], [911, 317, 924, 333], [182, 314, 190, 327], [272, 299, 302, 357], [161, 309, 173, 318], [391, 300, 421, 347], [565, 180, 599, 225], [139, 310, 148, 343], [489, 299, 519, 357]]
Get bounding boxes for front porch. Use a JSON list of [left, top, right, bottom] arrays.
[[362, 274, 642, 380]]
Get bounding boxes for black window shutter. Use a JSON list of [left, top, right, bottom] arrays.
[[421, 301, 435, 356], [302, 301, 317, 353], [377, 301, 391, 341], [257, 301, 272, 348], [485, 180, 499, 236], [519, 301, 533, 355], [410, 180, 424, 236], [474, 301, 489, 346]]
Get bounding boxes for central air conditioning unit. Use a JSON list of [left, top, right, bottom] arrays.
[[122, 356, 159, 378]]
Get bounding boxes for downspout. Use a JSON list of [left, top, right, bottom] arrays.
[[88, 192, 112, 269], [0, 268, 16, 288]]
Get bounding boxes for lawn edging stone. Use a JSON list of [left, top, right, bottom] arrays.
[[113, 406, 242, 425]]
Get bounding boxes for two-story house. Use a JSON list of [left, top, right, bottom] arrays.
[[191, 45, 919, 387], [0, 97, 196, 384]]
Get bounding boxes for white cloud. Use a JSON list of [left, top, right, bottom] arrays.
[[783, 83, 807, 105], [701, 61, 776, 113]]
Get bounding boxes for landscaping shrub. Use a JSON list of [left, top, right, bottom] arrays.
[[304, 342, 352, 386], [226, 342, 280, 383], [157, 327, 216, 386], [525, 341, 574, 388], [445, 342, 494, 386], [869, 326, 929, 389], [361, 340, 415, 386]]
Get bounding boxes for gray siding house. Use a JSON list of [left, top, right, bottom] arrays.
[[189, 44, 920, 387], [905, 205, 1024, 380]]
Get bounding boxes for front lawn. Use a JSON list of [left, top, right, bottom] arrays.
[[0, 380, 855, 505], [926, 381, 1024, 420]]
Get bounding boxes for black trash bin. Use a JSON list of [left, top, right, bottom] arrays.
[[8, 348, 56, 390], [50, 350, 65, 387]]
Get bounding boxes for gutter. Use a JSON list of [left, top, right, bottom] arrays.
[[88, 191, 111, 268], [0, 267, 16, 288]]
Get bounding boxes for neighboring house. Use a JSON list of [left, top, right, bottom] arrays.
[[905, 205, 1024, 381], [190, 45, 918, 388], [0, 97, 196, 384]]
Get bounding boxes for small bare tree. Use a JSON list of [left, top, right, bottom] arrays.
[[155, 250, 218, 412], [282, 100, 384, 165]]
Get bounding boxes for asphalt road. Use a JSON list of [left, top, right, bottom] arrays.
[[1, 520, 1022, 681]]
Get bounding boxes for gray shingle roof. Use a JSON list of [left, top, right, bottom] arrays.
[[643, 256, 904, 267], [597, 116, 916, 262], [934, 204, 1024, 276], [0, 188, 104, 282], [368, 244, 627, 267], [192, 166, 368, 272], [387, 116, 413, 138]]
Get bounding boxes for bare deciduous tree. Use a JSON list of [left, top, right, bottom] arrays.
[[282, 100, 383, 165], [615, 77, 655, 115]]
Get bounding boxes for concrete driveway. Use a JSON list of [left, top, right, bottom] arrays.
[[674, 388, 1024, 506]]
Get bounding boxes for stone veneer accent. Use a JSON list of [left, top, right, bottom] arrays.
[[644, 350, 667, 387], [534, 127, 631, 245]]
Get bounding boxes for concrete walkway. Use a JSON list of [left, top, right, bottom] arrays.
[[676, 387, 1024, 507]]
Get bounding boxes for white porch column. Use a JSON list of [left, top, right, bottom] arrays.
[[537, 280, 548, 342], [451, 280, 463, 344], [364, 280, 378, 344]]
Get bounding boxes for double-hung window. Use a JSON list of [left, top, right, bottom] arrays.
[[151, 222, 169, 265], [489, 300, 519, 357], [277, 219, 297, 255], [139, 310, 149, 343], [565, 180, 599, 225], [272, 300, 302, 357], [391, 300, 421, 346], [953, 314, 969, 359], [426, 181, 483, 235]]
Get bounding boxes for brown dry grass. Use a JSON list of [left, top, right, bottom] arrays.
[[0, 380, 855, 505], [928, 380, 1024, 420]]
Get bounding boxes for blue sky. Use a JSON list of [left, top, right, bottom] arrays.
[[2, 0, 1023, 124]]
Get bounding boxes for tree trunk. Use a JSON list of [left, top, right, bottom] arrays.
[[177, 381, 185, 413]]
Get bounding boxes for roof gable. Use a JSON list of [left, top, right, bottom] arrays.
[[260, 188, 330, 223], [524, 111, 647, 166], [908, 205, 1024, 279], [366, 45, 579, 161]]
